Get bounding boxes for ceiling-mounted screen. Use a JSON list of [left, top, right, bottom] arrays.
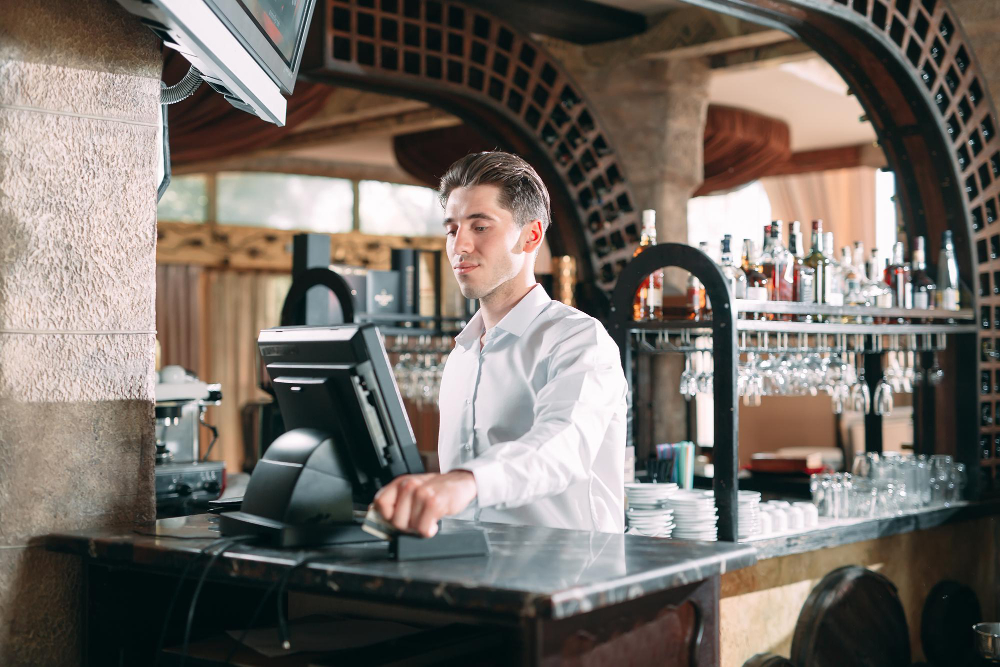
[[116, 0, 318, 126]]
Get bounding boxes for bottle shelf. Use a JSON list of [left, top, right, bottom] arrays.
[[733, 300, 973, 321]]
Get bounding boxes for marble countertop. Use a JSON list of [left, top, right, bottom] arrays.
[[744, 499, 1000, 560], [45, 514, 755, 621]]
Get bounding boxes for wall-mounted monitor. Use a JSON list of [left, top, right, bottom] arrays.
[[116, 0, 318, 126]]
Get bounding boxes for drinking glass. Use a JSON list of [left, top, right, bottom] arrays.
[[679, 354, 697, 399], [874, 377, 893, 416]]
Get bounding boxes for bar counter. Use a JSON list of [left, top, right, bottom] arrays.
[[45, 514, 755, 666]]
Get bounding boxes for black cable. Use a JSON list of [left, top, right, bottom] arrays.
[[153, 536, 236, 667], [276, 553, 337, 651], [199, 411, 219, 462], [222, 552, 320, 665], [178, 536, 256, 666]]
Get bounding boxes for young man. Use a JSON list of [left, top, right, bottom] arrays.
[[373, 151, 626, 537]]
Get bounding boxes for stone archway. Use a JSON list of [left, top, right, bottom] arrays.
[[299, 0, 998, 493]]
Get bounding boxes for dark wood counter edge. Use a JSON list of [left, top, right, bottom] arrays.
[[745, 499, 1000, 561], [41, 520, 757, 622]]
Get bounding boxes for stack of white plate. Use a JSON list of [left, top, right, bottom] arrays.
[[667, 490, 718, 541], [737, 490, 762, 539], [625, 482, 677, 538]]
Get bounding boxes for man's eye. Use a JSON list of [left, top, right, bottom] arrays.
[[475, 226, 488, 232], [445, 229, 456, 236]]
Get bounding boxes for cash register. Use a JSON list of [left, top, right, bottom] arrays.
[[218, 323, 489, 560]]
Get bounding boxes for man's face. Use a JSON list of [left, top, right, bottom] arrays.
[[443, 185, 533, 300]]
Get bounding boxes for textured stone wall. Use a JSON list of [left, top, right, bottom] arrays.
[[949, 0, 1000, 115], [720, 518, 999, 666], [0, 1, 161, 664]]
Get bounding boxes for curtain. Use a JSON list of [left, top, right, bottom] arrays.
[[156, 265, 205, 376], [163, 51, 334, 165], [695, 105, 791, 196], [760, 167, 878, 252], [204, 270, 292, 472]]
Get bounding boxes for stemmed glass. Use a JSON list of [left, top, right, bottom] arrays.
[[696, 349, 714, 395], [742, 353, 763, 407], [874, 373, 893, 416], [679, 354, 697, 400], [926, 350, 945, 386], [849, 353, 871, 414]]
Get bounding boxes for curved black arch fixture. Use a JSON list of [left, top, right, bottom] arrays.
[[607, 243, 739, 541], [280, 267, 356, 326]]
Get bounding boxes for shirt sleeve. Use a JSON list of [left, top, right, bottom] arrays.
[[456, 321, 626, 510]]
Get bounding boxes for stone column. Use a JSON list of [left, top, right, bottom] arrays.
[[545, 38, 711, 448], [948, 0, 1000, 113], [0, 1, 161, 663]]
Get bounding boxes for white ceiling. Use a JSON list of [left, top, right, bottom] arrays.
[[708, 57, 877, 152]]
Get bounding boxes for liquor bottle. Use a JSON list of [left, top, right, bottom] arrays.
[[884, 241, 913, 309], [760, 223, 775, 289], [771, 223, 795, 303], [632, 210, 662, 320], [720, 234, 747, 299], [789, 221, 806, 301], [803, 220, 831, 313], [910, 236, 937, 310], [824, 232, 844, 307], [687, 241, 712, 321], [864, 249, 894, 312], [937, 230, 961, 310], [852, 242, 867, 279], [742, 239, 769, 319], [842, 246, 868, 319]]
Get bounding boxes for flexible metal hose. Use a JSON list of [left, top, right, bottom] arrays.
[[160, 65, 203, 105]]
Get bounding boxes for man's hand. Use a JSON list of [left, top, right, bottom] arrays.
[[372, 470, 477, 538]]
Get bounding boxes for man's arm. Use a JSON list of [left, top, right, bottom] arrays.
[[456, 321, 625, 509], [374, 320, 625, 536]]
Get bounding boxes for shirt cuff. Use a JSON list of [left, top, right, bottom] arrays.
[[456, 458, 506, 509]]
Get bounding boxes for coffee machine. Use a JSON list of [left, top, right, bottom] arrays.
[[154, 365, 226, 516]]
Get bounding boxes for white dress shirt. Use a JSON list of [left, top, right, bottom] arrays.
[[437, 284, 626, 533]]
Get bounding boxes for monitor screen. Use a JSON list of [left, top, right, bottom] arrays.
[[204, 0, 317, 94], [235, 0, 311, 65], [258, 324, 424, 504]]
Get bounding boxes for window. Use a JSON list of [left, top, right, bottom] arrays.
[[687, 181, 773, 260], [875, 170, 898, 262], [216, 172, 354, 232], [358, 180, 442, 237], [157, 174, 208, 223]]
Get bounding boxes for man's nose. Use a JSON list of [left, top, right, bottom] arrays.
[[453, 226, 474, 255]]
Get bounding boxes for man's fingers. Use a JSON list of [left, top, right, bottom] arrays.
[[373, 476, 405, 520], [390, 478, 416, 532], [416, 494, 443, 538]]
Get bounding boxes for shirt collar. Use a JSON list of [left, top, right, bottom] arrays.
[[453, 284, 552, 348]]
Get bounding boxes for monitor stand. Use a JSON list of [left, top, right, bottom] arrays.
[[219, 511, 490, 560], [218, 511, 382, 547]]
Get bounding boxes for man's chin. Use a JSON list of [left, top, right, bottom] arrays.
[[457, 280, 488, 301]]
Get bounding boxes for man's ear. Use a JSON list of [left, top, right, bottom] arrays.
[[521, 219, 544, 253]]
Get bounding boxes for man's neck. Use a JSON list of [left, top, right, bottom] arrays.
[[479, 277, 537, 333]]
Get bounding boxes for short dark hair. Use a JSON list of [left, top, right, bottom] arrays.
[[438, 151, 551, 232]]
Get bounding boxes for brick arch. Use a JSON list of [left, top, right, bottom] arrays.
[[299, 0, 642, 314]]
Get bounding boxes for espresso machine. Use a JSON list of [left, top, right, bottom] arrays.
[[154, 365, 226, 516]]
